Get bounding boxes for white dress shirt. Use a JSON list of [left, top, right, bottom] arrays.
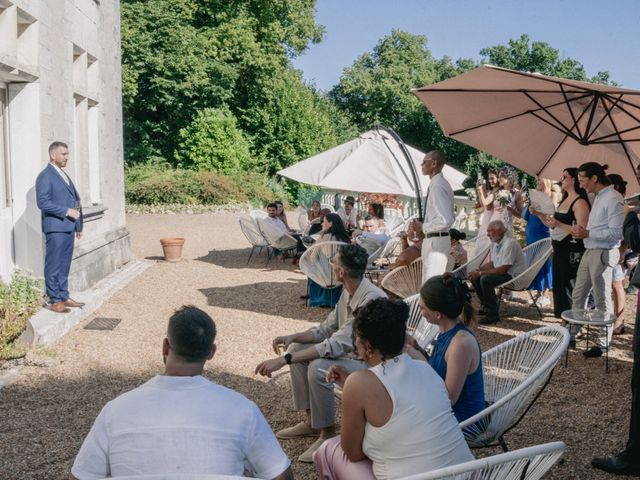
[[584, 185, 624, 249], [51, 163, 70, 185], [336, 207, 358, 228], [422, 172, 455, 234]]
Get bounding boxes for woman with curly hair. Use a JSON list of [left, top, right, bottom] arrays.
[[314, 297, 473, 479]]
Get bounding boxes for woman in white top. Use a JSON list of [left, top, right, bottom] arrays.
[[313, 298, 473, 480]]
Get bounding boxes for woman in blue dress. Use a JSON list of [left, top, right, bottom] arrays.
[[307, 213, 351, 308], [523, 176, 554, 308], [406, 273, 485, 423]]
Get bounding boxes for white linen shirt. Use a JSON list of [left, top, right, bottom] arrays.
[[422, 172, 455, 234], [71, 375, 290, 480], [264, 215, 288, 233], [584, 185, 624, 249], [491, 236, 526, 278], [311, 277, 386, 358]]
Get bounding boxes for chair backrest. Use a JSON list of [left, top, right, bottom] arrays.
[[451, 244, 490, 279], [321, 203, 335, 213], [366, 240, 388, 267], [459, 325, 570, 446], [379, 236, 401, 263], [380, 258, 423, 298], [501, 238, 553, 291], [249, 209, 268, 220], [299, 241, 348, 288], [255, 218, 297, 250], [106, 475, 256, 480], [403, 294, 439, 349], [396, 441, 566, 480], [384, 208, 404, 232], [238, 218, 269, 248], [297, 207, 309, 232]]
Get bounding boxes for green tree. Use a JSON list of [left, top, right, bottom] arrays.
[[330, 30, 476, 170], [120, 0, 326, 165], [175, 108, 253, 174], [241, 69, 357, 175], [480, 34, 613, 84]]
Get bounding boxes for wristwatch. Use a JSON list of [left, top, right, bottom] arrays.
[[284, 353, 293, 365]]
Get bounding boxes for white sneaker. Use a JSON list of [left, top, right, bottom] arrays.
[[536, 296, 551, 308]]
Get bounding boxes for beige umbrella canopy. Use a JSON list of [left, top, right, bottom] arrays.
[[414, 65, 640, 194]]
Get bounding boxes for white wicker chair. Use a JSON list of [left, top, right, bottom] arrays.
[[255, 218, 298, 266], [396, 441, 566, 480], [238, 218, 270, 264], [384, 208, 404, 233], [109, 475, 254, 480], [451, 244, 490, 280], [378, 236, 401, 264], [321, 203, 335, 213], [497, 238, 553, 318], [249, 209, 268, 220], [299, 241, 348, 289], [460, 325, 570, 451], [381, 258, 423, 299], [404, 294, 439, 350]]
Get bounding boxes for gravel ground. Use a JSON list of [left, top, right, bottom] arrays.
[[0, 211, 637, 479]]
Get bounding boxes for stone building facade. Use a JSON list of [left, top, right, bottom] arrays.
[[0, 0, 132, 289]]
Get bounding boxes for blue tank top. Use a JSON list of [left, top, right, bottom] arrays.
[[429, 322, 485, 423]]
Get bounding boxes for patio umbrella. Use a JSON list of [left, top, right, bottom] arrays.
[[414, 65, 640, 194], [278, 128, 468, 219]]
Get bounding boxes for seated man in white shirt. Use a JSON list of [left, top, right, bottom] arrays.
[[264, 202, 289, 232], [468, 220, 525, 325], [336, 195, 358, 230], [352, 216, 390, 256], [71, 306, 292, 480]]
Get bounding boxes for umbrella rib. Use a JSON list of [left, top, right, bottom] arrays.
[[448, 93, 592, 137], [528, 110, 581, 142], [601, 100, 635, 168], [560, 84, 582, 138], [418, 88, 591, 94], [603, 93, 640, 124], [524, 91, 586, 142], [585, 95, 622, 141], [582, 93, 601, 143], [380, 134, 414, 187], [537, 135, 570, 175]]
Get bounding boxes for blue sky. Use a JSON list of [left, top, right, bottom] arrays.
[[292, 0, 640, 91]]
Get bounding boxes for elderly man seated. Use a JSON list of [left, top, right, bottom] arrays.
[[71, 306, 292, 480], [467, 220, 525, 325], [352, 215, 390, 256]]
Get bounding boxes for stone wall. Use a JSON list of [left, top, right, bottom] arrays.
[[0, 0, 132, 290]]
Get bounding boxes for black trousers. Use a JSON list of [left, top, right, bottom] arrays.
[[623, 295, 640, 457]]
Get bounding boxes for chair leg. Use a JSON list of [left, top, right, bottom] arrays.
[[247, 246, 256, 264], [265, 248, 272, 267], [498, 436, 509, 452], [529, 290, 544, 319]]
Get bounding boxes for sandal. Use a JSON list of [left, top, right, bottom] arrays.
[[613, 324, 626, 335]]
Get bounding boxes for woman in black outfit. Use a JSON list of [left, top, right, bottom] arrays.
[[531, 168, 590, 318]]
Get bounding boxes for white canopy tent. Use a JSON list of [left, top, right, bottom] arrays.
[[277, 129, 467, 197]]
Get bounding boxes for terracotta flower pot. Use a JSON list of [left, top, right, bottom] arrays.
[[160, 237, 185, 262]]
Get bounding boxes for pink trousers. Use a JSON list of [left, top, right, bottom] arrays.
[[313, 436, 376, 480]]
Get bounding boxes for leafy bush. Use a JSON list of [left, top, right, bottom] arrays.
[[0, 270, 43, 360], [175, 108, 254, 174], [125, 163, 289, 207]]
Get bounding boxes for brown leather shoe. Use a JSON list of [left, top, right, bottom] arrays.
[[48, 301, 70, 313], [63, 298, 85, 308]]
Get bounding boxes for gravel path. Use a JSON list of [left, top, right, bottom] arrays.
[[0, 212, 637, 479]]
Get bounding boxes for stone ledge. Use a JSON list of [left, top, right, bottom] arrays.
[[22, 259, 150, 347]]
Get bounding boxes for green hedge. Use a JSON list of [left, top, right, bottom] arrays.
[[125, 163, 289, 206]]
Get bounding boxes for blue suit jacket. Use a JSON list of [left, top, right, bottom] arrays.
[[35, 163, 83, 234]]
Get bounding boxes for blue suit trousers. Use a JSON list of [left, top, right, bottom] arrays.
[[44, 231, 75, 303]]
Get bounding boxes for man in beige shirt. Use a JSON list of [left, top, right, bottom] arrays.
[[255, 244, 386, 463]]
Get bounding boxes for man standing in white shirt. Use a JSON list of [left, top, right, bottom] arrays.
[[413, 150, 455, 282], [570, 162, 624, 358], [71, 306, 292, 480], [468, 220, 526, 325]]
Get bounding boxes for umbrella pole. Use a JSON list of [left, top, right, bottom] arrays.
[[379, 127, 424, 221]]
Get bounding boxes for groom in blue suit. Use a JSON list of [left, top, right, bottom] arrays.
[[35, 142, 85, 313]]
